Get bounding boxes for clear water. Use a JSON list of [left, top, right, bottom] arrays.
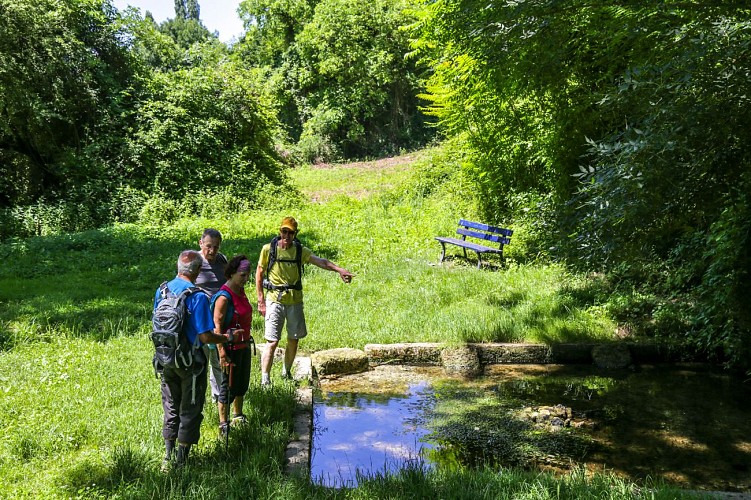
[[310, 364, 751, 493], [311, 380, 437, 488]]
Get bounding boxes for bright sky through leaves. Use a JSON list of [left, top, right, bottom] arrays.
[[112, 0, 244, 42]]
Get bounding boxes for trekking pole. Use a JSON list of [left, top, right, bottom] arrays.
[[248, 335, 256, 381], [224, 328, 235, 453]]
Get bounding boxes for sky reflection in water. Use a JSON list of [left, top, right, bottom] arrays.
[[311, 380, 436, 488]]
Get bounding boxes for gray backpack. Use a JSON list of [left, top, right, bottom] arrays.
[[151, 282, 204, 374]]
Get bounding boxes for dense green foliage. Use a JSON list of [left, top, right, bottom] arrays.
[[412, 1, 751, 372], [0, 0, 136, 209], [237, 0, 434, 161], [1, 0, 749, 370], [0, 0, 288, 239], [128, 62, 285, 200]]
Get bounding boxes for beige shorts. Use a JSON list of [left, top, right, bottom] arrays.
[[264, 300, 308, 342]]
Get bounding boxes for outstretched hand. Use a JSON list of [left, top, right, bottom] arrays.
[[340, 270, 354, 283]]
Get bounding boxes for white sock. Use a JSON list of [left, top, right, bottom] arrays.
[[261, 373, 270, 384], [281, 366, 289, 377]]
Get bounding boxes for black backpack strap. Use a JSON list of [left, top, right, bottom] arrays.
[[263, 237, 304, 300], [293, 239, 303, 278], [266, 236, 280, 277]]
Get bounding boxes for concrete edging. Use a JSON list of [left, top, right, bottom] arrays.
[[284, 341, 698, 480], [364, 341, 685, 366]]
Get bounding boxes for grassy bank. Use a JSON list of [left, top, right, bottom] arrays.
[[0, 153, 695, 498]]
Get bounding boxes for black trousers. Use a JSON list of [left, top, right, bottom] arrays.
[[219, 347, 251, 405], [161, 363, 207, 445]]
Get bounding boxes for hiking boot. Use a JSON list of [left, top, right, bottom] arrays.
[[231, 414, 248, 425], [161, 439, 175, 473], [175, 444, 191, 467]]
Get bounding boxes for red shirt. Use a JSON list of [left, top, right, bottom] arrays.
[[218, 284, 253, 349]]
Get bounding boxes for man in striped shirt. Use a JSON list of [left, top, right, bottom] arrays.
[[196, 228, 228, 403]]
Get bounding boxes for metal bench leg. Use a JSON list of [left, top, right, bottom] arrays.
[[439, 242, 447, 263], [476, 252, 482, 269]]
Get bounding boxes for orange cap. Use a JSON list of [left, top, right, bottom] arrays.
[[280, 216, 298, 232]]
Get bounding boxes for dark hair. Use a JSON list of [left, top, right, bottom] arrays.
[[202, 228, 222, 241], [224, 254, 250, 280]]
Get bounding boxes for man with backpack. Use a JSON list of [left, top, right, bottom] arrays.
[[152, 250, 233, 470], [195, 228, 228, 404], [255, 217, 354, 386]]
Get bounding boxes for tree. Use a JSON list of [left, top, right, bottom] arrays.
[[237, 0, 317, 66], [236, 0, 432, 161], [412, 0, 751, 370], [187, 0, 200, 20], [0, 0, 139, 208], [572, 12, 751, 368], [174, 0, 187, 19], [161, 0, 212, 49], [125, 61, 287, 200], [295, 0, 430, 160]]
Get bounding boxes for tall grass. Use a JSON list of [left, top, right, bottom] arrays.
[[0, 150, 689, 498]]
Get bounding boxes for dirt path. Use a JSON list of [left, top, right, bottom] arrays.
[[311, 153, 421, 170], [296, 152, 422, 202]]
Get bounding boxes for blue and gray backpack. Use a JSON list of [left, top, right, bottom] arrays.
[[151, 282, 204, 374]]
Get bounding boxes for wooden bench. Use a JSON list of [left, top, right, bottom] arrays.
[[435, 219, 513, 268]]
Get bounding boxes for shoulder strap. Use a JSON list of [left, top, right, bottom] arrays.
[[265, 237, 303, 284], [173, 287, 201, 321], [181, 286, 199, 297], [293, 239, 303, 277], [266, 236, 280, 277], [210, 289, 234, 330]]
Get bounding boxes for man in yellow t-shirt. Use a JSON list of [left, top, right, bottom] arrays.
[[256, 216, 354, 385]]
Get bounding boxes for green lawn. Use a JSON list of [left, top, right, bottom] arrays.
[[0, 154, 694, 498]]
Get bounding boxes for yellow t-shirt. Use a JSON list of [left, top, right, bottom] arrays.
[[258, 242, 312, 305]]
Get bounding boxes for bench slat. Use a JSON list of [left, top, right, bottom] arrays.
[[459, 219, 513, 237], [435, 237, 502, 254], [456, 228, 511, 245]]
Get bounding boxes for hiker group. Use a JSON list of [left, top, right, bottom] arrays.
[[151, 217, 354, 470]]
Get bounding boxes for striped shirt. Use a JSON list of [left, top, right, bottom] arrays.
[[195, 253, 227, 297]]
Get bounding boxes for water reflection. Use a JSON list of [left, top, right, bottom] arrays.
[[311, 380, 437, 488], [311, 364, 751, 493]]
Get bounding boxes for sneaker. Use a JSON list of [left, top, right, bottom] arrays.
[[231, 414, 248, 425], [261, 378, 271, 389], [160, 458, 172, 473]]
